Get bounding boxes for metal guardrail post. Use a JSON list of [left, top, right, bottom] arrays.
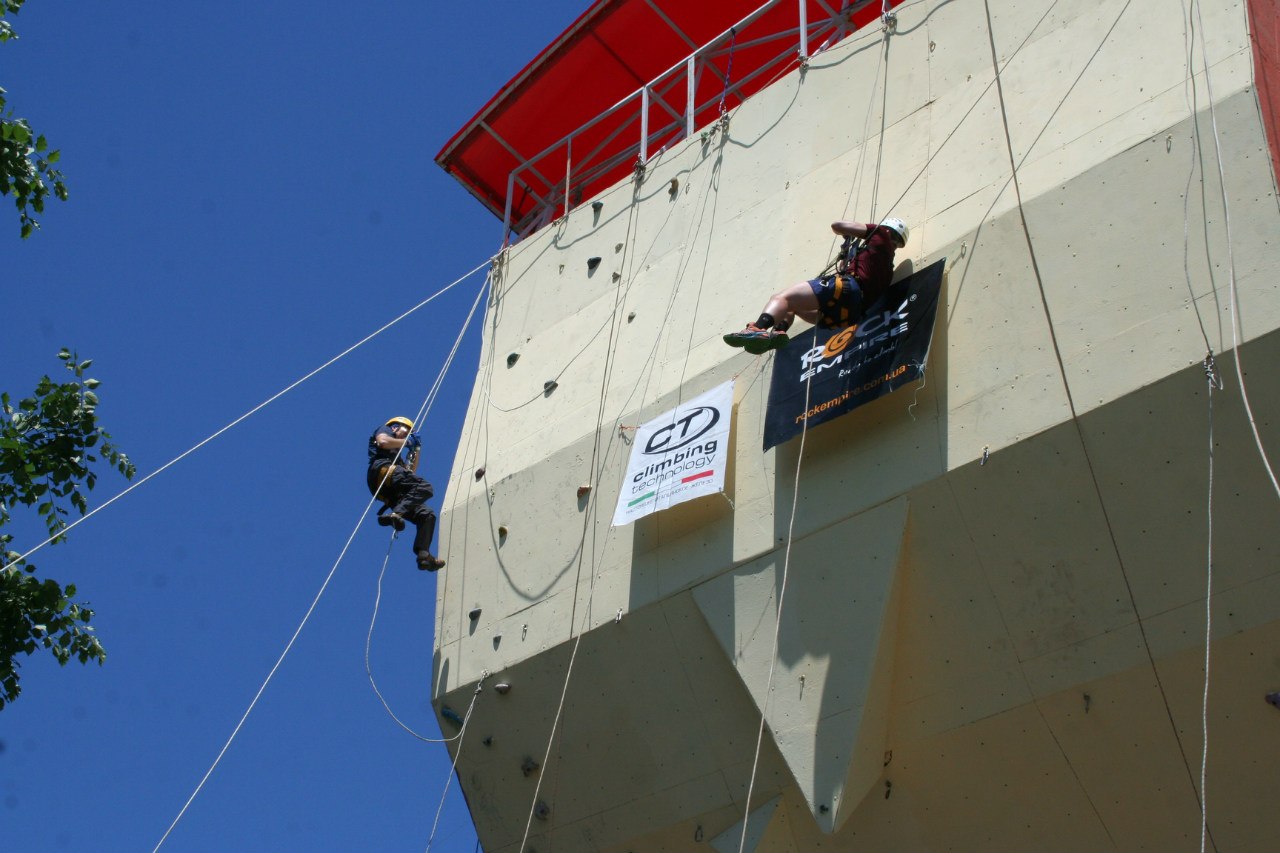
[[503, 172, 515, 244], [686, 56, 696, 137], [798, 0, 808, 60], [640, 85, 650, 164], [564, 138, 572, 219]]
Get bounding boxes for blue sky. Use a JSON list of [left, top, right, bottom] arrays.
[[2, 3, 587, 850]]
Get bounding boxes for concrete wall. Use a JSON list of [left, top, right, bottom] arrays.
[[432, 0, 1280, 850]]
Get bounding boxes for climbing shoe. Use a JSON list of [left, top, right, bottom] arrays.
[[417, 553, 446, 572], [378, 512, 406, 532], [723, 325, 789, 355]]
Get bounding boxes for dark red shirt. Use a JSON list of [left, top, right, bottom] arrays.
[[849, 224, 899, 306]]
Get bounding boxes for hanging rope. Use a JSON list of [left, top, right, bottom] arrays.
[[514, 199, 637, 853], [1188, 0, 1280, 505], [980, 0, 1215, 838], [151, 272, 490, 853], [737, 370, 814, 853], [1199, 352, 1221, 853], [365, 534, 456, 742], [365, 276, 490, 743], [423, 671, 488, 853], [3, 257, 494, 576], [718, 27, 738, 122]]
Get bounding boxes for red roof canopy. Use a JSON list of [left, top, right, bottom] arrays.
[[437, 0, 895, 237]]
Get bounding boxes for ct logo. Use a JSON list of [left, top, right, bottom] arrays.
[[643, 406, 721, 455], [822, 326, 857, 358]]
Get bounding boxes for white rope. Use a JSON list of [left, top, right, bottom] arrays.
[[365, 536, 460, 743], [152, 272, 490, 851], [738, 370, 813, 853], [365, 276, 490, 743], [423, 672, 488, 853], [3, 257, 494, 575], [154, 489, 394, 845], [515, 201, 641, 853], [1200, 356, 1220, 853], [1190, 0, 1280, 505]]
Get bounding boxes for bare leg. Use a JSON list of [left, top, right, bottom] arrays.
[[764, 282, 821, 330]]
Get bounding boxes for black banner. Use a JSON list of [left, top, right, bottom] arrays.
[[763, 259, 945, 450]]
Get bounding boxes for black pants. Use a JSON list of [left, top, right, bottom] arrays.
[[368, 464, 437, 556]]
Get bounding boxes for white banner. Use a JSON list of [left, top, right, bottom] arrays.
[[612, 381, 734, 527]]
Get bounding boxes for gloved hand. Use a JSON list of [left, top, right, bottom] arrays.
[[404, 432, 422, 452]]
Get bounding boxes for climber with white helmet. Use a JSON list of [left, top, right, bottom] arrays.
[[367, 416, 445, 572], [724, 217, 909, 354]]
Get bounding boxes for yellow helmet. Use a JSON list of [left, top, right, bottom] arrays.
[[386, 416, 414, 430]]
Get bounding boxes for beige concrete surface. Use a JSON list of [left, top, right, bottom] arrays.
[[433, 0, 1280, 849]]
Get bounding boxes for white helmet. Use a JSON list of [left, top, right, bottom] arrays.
[[881, 217, 909, 246]]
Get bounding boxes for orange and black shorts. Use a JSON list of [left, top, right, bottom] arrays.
[[807, 274, 865, 328]]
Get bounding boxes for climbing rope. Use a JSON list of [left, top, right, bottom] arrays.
[[365, 535, 456, 742], [423, 671, 488, 853], [514, 197, 637, 853], [981, 0, 1216, 840], [1199, 352, 1222, 853], [718, 27, 738, 122], [737, 369, 814, 853], [365, 274, 490, 744], [151, 271, 490, 852], [4, 257, 494, 577], [1190, 0, 1280, 505]]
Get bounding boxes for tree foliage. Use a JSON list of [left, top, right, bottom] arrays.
[[1, 0, 67, 238], [0, 350, 134, 709]]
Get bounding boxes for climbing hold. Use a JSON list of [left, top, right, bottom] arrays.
[[627, 311, 636, 322], [818, 803, 829, 814], [577, 484, 591, 498], [475, 467, 486, 481], [614, 243, 623, 253], [495, 682, 512, 695], [441, 706, 464, 728], [492, 634, 502, 649], [507, 352, 520, 367], [482, 736, 493, 747], [668, 177, 679, 196], [615, 608, 623, 624], [980, 445, 990, 466], [1266, 691, 1280, 709], [522, 756, 540, 777], [543, 380, 558, 394], [612, 272, 621, 282], [498, 525, 508, 541], [1083, 692, 1092, 713], [534, 800, 551, 821], [587, 256, 601, 272], [469, 607, 482, 622], [591, 201, 603, 213], [884, 779, 893, 799]]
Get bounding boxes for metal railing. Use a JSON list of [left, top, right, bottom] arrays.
[[500, 0, 888, 242]]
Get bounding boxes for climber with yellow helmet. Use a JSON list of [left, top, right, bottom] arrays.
[[367, 416, 445, 572]]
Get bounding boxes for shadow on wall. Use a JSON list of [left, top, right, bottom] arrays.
[[763, 265, 949, 818]]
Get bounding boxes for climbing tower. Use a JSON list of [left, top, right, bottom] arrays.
[[433, 1, 1280, 850]]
